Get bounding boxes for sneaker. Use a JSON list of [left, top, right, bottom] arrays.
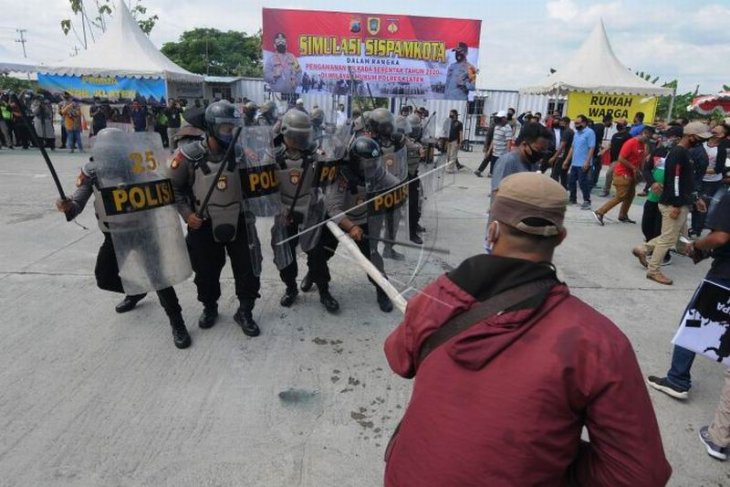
[[599, 192, 609, 198], [637, 191, 648, 197], [699, 426, 728, 460], [647, 376, 688, 399], [580, 202, 591, 210], [632, 246, 649, 268], [592, 211, 604, 226], [619, 217, 637, 224], [661, 253, 673, 267], [474, 170, 483, 177], [647, 271, 673, 285]]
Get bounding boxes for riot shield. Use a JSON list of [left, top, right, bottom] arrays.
[[366, 147, 410, 266], [94, 129, 192, 295], [273, 151, 323, 268], [238, 125, 280, 217], [422, 152, 456, 196]]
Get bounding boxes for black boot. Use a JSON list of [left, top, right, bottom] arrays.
[[115, 293, 146, 313], [383, 246, 406, 261], [319, 288, 340, 314], [169, 315, 192, 349], [198, 303, 218, 329], [409, 233, 424, 245], [300, 272, 314, 292], [376, 289, 393, 313], [280, 285, 299, 307], [234, 300, 260, 337]]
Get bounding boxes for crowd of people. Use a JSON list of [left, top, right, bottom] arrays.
[[476, 104, 730, 476], [9, 86, 727, 483]]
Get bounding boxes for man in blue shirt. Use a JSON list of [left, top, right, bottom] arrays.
[[563, 114, 596, 209], [629, 111, 646, 137]]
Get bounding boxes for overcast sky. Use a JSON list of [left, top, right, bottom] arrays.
[[2, 0, 729, 94]]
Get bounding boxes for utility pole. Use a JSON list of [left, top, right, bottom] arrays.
[[15, 29, 28, 58]]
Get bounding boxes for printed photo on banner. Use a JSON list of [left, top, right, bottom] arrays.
[[261, 8, 482, 100], [672, 280, 730, 366]]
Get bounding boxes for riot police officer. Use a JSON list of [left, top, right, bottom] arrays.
[[319, 136, 397, 313], [366, 108, 408, 260], [169, 100, 262, 337], [242, 101, 258, 127], [56, 129, 192, 349], [257, 100, 278, 127], [405, 113, 425, 244], [310, 107, 325, 142], [272, 109, 339, 313]]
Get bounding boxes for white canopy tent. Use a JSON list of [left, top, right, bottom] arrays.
[[39, 0, 202, 84], [0, 44, 36, 74], [521, 21, 672, 97]]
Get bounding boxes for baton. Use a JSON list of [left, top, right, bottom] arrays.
[[327, 221, 407, 313], [197, 126, 243, 218], [17, 96, 66, 200], [363, 234, 450, 255]]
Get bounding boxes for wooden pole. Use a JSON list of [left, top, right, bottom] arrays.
[[326, 221, 407, 314]]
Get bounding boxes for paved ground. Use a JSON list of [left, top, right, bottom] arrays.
[[0, 146, 728, 487]]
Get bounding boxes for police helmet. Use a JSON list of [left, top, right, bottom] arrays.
[[407, 114, 423, 139], [243, 101, 258, 114], [367, 108, 394, 137], [204, 100, 241, 146], [260, 100, 276, 116], [280, 109, 313, 151], [349, 136, 384, 181], [394, 115, 412, 135], [310, 107, 325, 128]]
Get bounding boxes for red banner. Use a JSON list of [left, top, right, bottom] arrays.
[[262, 8, 482, 100]]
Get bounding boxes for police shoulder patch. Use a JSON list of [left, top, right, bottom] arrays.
[[171, 150, 186, 170], [76, 171, 88, 187]]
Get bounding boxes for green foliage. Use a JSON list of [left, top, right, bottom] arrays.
[[161, 29, 263, 77], [61, 0, 158, 38], [0, 76, 35, 92]]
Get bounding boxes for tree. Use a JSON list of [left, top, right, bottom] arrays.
[[161, 29, 263, 77], [0, 75, 34, 93], [61, 0, 158, 47]]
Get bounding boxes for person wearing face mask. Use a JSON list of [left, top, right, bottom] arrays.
[[384, 172, 671, 487], [490, 122, 552, 208], [169, 100, 263, 337], [633, 122, 712, 285], [640, 126, 682, 267], [264, 32, 302, 94], [444, 42, 476, 100], [691, 123, 730, 236], [563, 114, 596, 210], [593, 126, 655, 225]]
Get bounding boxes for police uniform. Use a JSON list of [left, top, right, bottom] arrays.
[[272, 144, 341, 312], [170, 138, 262, 336], [444, 60, 476, 100], [61, 159, 190, 349], [405, 136, 424, 241], [318, 139, 400, 313], [264, 52, 302, 94], [373, 133, 407, 259]]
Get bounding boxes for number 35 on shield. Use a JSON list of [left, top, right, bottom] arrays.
[[129, 150, 158, 174]]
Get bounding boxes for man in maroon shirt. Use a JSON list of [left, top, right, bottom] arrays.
[[383, 172, 671, 487]]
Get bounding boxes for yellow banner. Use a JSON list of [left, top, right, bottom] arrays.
[[567, 92, 658, 123]]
